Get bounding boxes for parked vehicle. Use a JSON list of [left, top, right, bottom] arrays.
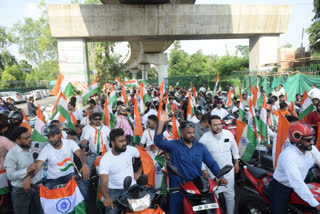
[[23, 92, 34, 101], [29, 90, 41, 100], [167, 164, 233, 214], [0, 91, 25, 104]]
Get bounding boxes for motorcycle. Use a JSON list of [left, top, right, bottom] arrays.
[[221, 114, 236, 138], [239, 163, 320, 214], [166, 164, 233, 214], [115, 175, 165, 213]]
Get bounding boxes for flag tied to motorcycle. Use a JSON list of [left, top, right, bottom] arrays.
[[40, 178, 86, 214]]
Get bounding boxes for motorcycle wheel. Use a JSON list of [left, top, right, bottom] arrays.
[[238, 193, 270, 214]]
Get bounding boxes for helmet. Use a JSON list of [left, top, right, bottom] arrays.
[[8, 111, 23, 122], [43, 124, 61, 136], [288, 122, 315, 144], [117, 105, 127, 115]]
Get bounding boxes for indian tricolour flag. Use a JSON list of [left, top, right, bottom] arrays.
[[133, 99, 143, 145], [40, 178, 86, 214], [125, 80, 137, 88], [50, 73, 74, 98], [82, 78, 98, 100], [186, 92, 195, 121], [0, 169, 9, 195], [299, 90, 315, 120], [108, 85, 117, 112], [236, 120, 258, 162], [239, 92, 247, 123], [31, 105, 47, 143], [259, 95, 268, 141], [139, 82, 150, 104], [213, 74, 219, 96], [51, 93, 75, 132], [172, 114, 181, 140]]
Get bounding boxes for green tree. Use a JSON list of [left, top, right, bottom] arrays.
[[168, 44, 189, 75], [307, 0, 320, 53], [187, 50, 208, 75], [235, 45, 249, 59], [0, 51, 17, 71], [10, 2, 57, 65]]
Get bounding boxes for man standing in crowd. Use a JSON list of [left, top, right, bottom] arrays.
[[308, 84, 320, 99], [272, 87, 281, 99], [200, 115, 239, 214], [99, 128, 140, 214], [68, 101, 83, 122], [279, 84, 285, 96], [211, 100, 228, 119], [115, 105, 133, 137], [4, 127, 43, 214], [194, 113, 210, 142], [154, 111, 227, 214], [139, 115, 158, 153], [89, 99, 103, 114], [27, 97, 37, 117]]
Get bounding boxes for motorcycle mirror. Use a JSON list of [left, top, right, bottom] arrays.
[[216, 165, 233, 178], [123, 176, 132, 190], [137, 174, 148, 186], [167, 164, 182, 178]]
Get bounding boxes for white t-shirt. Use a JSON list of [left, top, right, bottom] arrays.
[[80, 116, 90, 126], [99, 146, 140, 189], [83, 125, 110, 154], [210, 108, 228, 119], [70, 109, 83, 122], [38, 139, 80, 179], [308, 87, 320, 99], [140, 129, 155, 149]]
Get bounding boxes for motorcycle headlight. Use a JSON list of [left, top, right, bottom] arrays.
[[186, 189, 197, 194], [128, 194, 151, 211]]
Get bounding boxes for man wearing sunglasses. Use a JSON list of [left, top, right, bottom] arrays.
[[4, 127, 43, 214], [154, 111, 227, 214], [270, 122, 320, 213]]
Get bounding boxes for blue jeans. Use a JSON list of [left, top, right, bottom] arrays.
[[45, 173, 89, 202], [105, 189, 123, 214], [86, 153, 97, 176], [11, 186, 43, 214], [269, 178, 292, 214], [169, 192, 184, 214]]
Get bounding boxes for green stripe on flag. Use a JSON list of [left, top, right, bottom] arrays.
[[64, 83, 74, 98], [241, 126, 258, 162], [299, 104, 315, 120], [68, 200, 86, 214], [60, 163, 73, 172], [32, 129, 47, 143], [133, 135, 141, 145], [0, 186, 9, 195]]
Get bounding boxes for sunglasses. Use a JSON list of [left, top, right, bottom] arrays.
[[93, 118, 102, 121], [303, 137, 315, 143], [181, 123, 195, 129]]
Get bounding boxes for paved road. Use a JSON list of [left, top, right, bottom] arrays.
[[15, 96, 57, 115]]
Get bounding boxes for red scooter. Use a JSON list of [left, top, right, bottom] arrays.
[[239, 164, 320, 214], [167, 164, 233, 214], [221, 115, 236, 138]]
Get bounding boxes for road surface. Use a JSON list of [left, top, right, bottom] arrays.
[[16, 96, 57, 115]]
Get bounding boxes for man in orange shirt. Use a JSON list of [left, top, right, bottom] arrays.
[[274, 102, 290, 117]]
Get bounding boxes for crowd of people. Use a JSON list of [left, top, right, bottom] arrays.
[[0, 80, 320, 214]]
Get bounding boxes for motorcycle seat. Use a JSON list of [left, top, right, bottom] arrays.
[[247, 165, 268, 179]]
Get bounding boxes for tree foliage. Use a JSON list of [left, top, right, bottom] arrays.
[[307, 0, 320, 53]]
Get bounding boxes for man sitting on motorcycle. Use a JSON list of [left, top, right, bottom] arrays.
[[154, 111, 227, 214], [26, 125, 90, 201], [99, 128, 140, 214], [270, 122, 320, 213]]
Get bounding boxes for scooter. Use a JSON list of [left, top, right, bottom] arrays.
[[166, 164, 233, 214], [221, 114, 236, 138], [239, 163, 320, 214], [115, 175, 164, 213]]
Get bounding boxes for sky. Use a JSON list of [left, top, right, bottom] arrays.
[[0, 0, 315, 61]]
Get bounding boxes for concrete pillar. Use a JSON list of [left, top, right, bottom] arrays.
[[57, 39, 89, 82], [249, 35, 280, 72], [130, 68, 139, 79], [157, 64, 168, 86], [139, 63, 150, 80]]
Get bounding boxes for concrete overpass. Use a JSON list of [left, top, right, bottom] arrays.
[[48, 3, 290, 84]]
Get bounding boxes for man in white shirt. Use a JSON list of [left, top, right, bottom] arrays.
[[68, 101, 83, 122], [142, 106, 157, 128], [99, 128, 140, 214], [272, 87, 281, 99], [81, 113, 110, 155], [279, 84, 285, 96], [308, 84, 320, 99], [200, 115, 239, 214], [270, 122, 320, 213], [211, 100, 228, 119], [80, 107, 93, 127], [139, 115, 158, 152], [28, 125, 90, 201]]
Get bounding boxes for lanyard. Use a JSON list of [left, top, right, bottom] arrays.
[[93, 126, 103, 153], [148, 129, 153, 141]]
